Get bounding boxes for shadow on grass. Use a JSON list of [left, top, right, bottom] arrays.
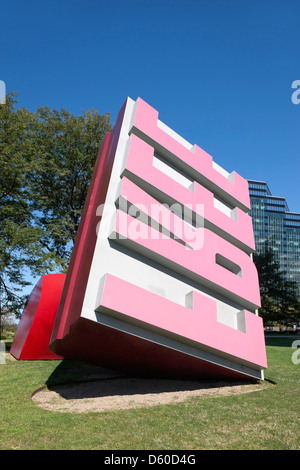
[[45, 359, 124, 388], [45, 360, 257, 401]]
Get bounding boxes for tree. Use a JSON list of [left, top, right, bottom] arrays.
[[0, 92, 111, 320], [253, 250, 300, 328], [0, 92, 53, 323], [28, 105, 111, 271]]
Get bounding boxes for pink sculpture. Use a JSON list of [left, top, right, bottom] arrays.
[[48, 97, 267, 380]]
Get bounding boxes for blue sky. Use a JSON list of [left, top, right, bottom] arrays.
[[1, 0, 299, 214]]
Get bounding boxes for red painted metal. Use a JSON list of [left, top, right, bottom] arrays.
[[50, 316, 255, 381], [10, 274, 66, 360], [50, 101, 126, 347]]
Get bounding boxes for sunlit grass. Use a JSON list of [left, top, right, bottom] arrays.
[[0, 337, 299, 450]]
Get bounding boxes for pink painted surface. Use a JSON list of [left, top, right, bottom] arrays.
[[122, 133, 255, 253], [97, 274, 267, 369], [130, 97, 251, 211], [110, 209, 261, 311], [10, 274, 65, 360], [47, 96, 265, 379]]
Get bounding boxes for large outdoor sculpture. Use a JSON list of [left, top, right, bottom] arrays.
[[12, 97, 267, 380]]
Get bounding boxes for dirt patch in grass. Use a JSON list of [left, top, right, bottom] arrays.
[[4, 353, 16, 362], [32, 374, 271, 413]]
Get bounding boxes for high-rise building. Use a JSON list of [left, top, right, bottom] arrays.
[[248, 180, 300, 294]]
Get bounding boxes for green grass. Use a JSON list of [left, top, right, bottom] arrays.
[[0, 337, 299, 450]]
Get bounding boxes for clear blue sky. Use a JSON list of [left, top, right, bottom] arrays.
[[1, 0, 299, 212]]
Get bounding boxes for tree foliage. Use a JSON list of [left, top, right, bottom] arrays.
[[29, 104, 111, 270], [0, 92, 47, 317], [253, 250, 300, 328], [0, 91, 111, 319]]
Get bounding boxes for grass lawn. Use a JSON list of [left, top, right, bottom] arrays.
[[0, 336, 299, 450]]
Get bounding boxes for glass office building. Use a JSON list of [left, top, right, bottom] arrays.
[[248, 180, 300, 294]]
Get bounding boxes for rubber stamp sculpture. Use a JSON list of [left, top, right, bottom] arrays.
[[12, 97, 267, 380]]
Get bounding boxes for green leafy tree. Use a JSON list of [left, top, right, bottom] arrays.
[[0, 92, 111, 322], [28, 105, 111, 271], [253, 250, 300, 328], [0, 92, 55, 328]]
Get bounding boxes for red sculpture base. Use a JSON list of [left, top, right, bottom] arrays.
[[50, 317, 257, 381]]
